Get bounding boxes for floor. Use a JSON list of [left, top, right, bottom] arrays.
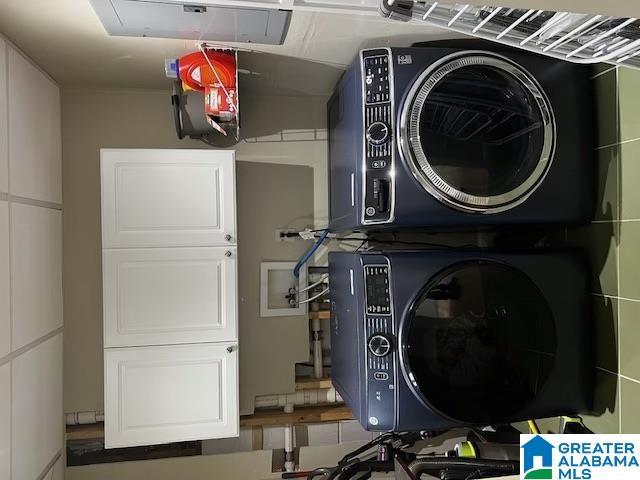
[[528, 63, 640, 435]]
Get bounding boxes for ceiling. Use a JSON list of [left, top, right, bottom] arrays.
[[0, 0, 451, 96]]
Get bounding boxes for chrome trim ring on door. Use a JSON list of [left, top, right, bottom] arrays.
[[398, 51, 556, 214]]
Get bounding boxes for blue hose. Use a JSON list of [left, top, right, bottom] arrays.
[[293, 230, 329, 278]]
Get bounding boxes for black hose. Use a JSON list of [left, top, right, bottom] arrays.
[[307, 467, 333, 480], [464, 470, 506, 480], [171, 91, 184, 140], [408, 458, 519, 477]]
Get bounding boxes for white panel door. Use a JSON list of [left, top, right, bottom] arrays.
[[11, 334, 63, 480], [104, 342, 239, 448], [103, 247, 237, 347], [8, 46, 61, 203], [11, 203, 63, 350], [0, 38, 7, 193], [0, 363, 9, 480], [0, 202, 9, 358], [101, 149, 236, 248]]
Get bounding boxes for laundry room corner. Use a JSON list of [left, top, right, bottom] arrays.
[[7, 2, 640, 479]]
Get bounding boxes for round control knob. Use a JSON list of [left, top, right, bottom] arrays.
[[366, 122, 390, 146], [368, 334, 392, 357]]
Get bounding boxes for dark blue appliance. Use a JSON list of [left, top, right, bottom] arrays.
[[327, 45, 594, 231], [329, 250, 592, 431]]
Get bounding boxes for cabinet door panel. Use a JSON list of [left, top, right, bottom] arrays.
[[104, 343, 238, 448], [11, 334, 63, 480], [8, 46, 61, 203], [0, 38, 7, 193], [101, 149, 236, 248], [11, 203, 63, 350], [103, 247, 237, 347]]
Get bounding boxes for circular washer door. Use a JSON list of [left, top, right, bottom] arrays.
[[402, 260, 557, 424], [399, 52, 555, 213]]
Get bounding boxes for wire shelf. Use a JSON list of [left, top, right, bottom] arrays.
[[380, 1, 640, 69]]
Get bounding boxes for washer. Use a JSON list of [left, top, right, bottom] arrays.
[[327, 44, 594, 231], [329, 250, 593, 431]]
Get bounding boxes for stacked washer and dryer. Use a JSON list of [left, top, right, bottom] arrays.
[[327, 42, 595, 432]]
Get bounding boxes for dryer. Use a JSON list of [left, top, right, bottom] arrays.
[[329, 250, 593, 431], [327, 45, 594, 231]]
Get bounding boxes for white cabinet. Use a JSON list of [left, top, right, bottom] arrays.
[[0, 202, 9, 359], [0, 364, 9, 480], [11, 334, 63, 480], [8, 46, 61, 204], [10, 203, 63, 350], [103, 247, 237, 347], [101, 149, 236, 248], [104, 343, 238, 448], [0, 38, 7, 194], [101, 149, 239, 448]]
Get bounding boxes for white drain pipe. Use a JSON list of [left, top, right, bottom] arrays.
[[311, 317, 323, 379], [255, 387, 342, 410], [284, 424, 296, 472], [65, 411, 104, 425]]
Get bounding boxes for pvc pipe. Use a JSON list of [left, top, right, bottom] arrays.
[[254, 388, 342, 410], [312, 317, 323, 379], [284, 424, 295, 472], [65, 411, 104, 425]]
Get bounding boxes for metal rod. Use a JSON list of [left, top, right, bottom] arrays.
[[472, 6, 502, 33], [606, 37, 630, 52], [496, 9, 536, 40], [542, 15, 603, 52], [567, 17, 637, 58], [592, 37, 628, 58], [598, 37, 640, 62], [520, 11, 569, 46], [422, 2, 439, 20], [611, 38, 640, 60], [448, 4, 470, 27], [528, 9, 544, 22], [618, 48, 640, 64]]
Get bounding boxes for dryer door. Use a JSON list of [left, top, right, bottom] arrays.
[[399, 52, 555, 214], [402, 260, 556, 424]]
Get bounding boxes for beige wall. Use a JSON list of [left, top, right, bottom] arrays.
[[62, 88, 329, 415]]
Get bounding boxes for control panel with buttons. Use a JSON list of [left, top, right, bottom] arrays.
[[361, 49, 394, 225], [364, 55, 390, 104], [363, 260, 395, 430]]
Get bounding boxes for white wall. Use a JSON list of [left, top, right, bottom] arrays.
[[0, 35, 64, 480]]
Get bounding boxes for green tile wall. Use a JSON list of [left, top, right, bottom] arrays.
[[582, 370, 620, 435], [618, 68, 640, 142], [593, 295, 618, 373], [619, 299, 640, 380], [561, 65, 640, 434], [621, 379, 640, 433]]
